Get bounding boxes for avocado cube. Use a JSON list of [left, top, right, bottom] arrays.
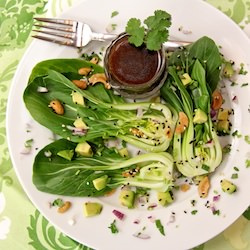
[[119, 190, 135, 209], [93, 175, 108, 191], [57, 149, 74, 161], [193, 108, 208, 124], [220, 179, 237, 194], [217, 109, 229, 121], [118, 148, 129, 157], [217, 120, 230, 135], [83, 202, 103, 217], [72, 91, 85, 106], [75, 142, 93, 157], [181, 73, 192, 85], [157, 191, 174, 206], [73, 117, 88, 129], [223, 61, 235, 78]]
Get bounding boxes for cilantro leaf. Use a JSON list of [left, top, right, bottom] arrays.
[[111, 11, 119, 18], [244, 135, 250, 144], [155, 219, 165, 236], [246, 159, 250, 168], [125, 18, 145, 47], [146, 29, 168, 51], [108, 219, 119, 234], [144, 10, 171, 30], [126, 10, 172, 51], [52, 198, 64, 207]]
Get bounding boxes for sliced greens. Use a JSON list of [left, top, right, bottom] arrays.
[[33, 139, 174, 196], [24, 60, 176, 152], [161, 37, 223, 177], [24, 36, 225, 198]]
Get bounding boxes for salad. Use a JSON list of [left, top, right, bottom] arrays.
[[23, 11, 236, 214]]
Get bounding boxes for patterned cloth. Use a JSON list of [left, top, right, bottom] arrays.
[[0, 0, 249, 249]]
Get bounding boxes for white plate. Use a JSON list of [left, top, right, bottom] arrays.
[[6, 0, 250, 249]]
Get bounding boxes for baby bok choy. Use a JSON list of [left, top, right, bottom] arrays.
[[161, 36, 223, 177], [23, 59, 177, 153], [33, 139, 174, 196]]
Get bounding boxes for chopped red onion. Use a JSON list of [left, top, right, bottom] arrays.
[[203, 140, 214, 148], [136, 107, 144, 118], [37, 86, 49, 93], [210, 109, 216, 118], [147, 203, 157, 210], [147, 215, 156, 223], [133, 219, 140, 224], [213, 194, 221, 202], [20, 147, 31, 154], [133, 232, 151, 239], [167, 214, 176, 225], [112, 209, 125, 220], [232, 95, 237, 101], [44, 150, 52, 158]]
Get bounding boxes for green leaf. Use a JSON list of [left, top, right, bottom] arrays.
[[126, 18, 145, 47], [144, 10, 171, 30], [155, 219, 165, 235], [146, 29, 168, 51], [108, 220, 119, 233]]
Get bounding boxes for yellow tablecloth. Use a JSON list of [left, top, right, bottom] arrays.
[[0, 0, 249, 249]]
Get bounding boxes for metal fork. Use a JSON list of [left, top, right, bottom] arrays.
[[33, 17, 190, 49]]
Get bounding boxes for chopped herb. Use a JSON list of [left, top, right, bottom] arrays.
[[111, 24, 117, 31], [202, 164, 210, 172], [230, 81, 238, 87], [231, 173, 238, 179], [239, 63, 248, 75], [191, 210, 198, 215], [111, 11, 119, 18], [245, 159, 250, 168], [191, 199, 196, 206], [241, 83, 249, 87], [244, 135, 250, 144], [125, 10, 171, 51], [52, 198, 64, 207], [25, 139, 34, 148], [222, 144, 231, 154], [233, 166, 239, 172], [213, 209, 220, 215], [108, 219, 119, 234], [232, 130, 242, 138], [155, 219, 165, 236]]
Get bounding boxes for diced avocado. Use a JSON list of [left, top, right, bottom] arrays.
[[75, 142, 93, 157], [118, 148, 129, 157], [217, 120, 230, 135], [157, 191, 174, 206], [72, 91, 85, 106], [181, 73, 192, 85], [93, 175, 108, 191], [119, 190, 135, 208], [220, 179, 237, 194], [73, 117, 88, 129], [217, 109, 230, 121], [57, 149, 74, 161], [223, 61, 235, 78], [193, 109, 207, 124], [83, 202, 103, 217]]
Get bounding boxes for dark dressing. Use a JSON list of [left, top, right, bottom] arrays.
[[108, 36, 159, 85]]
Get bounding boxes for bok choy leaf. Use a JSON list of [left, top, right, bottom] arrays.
[[33, 139, 174, 196]]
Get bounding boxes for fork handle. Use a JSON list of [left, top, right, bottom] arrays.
[[91, 32, 190, 50], [91, 32, 117, 42]]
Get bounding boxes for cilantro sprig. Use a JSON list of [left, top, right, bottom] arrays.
[[125, 10, 171, 51]]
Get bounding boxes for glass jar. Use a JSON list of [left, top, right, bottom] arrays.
[[104, 33, 167, 99]]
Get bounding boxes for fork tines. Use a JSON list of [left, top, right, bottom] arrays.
[[32, 17, 77, 46]]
